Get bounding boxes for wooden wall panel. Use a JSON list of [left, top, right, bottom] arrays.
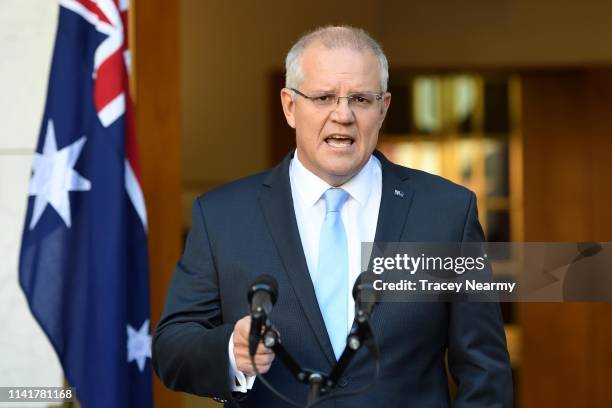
[[519, 70, 612, 408], [133, 1, 183, 407]]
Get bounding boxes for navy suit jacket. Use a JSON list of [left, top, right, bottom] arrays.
[[152, 150, 513, 407]]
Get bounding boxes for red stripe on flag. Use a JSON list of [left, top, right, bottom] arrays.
[[125, 90, 141, 182], [94, 51, 125, 113], [121, 6, 141, 183], [75, 0, 112, 26]]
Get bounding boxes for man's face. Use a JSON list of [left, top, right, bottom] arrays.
[[281, 43, 391, 186]]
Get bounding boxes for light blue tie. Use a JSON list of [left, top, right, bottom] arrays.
[[315, 188, 349, 360]]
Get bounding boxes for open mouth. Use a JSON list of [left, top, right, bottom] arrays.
[[324, 135, 355, 148]]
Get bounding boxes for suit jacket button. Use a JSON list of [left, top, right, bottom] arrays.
[[338, 377, 349, 387]]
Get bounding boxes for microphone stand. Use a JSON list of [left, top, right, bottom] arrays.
[[327, 309, 379, 388], [261, 309, 378, 406]]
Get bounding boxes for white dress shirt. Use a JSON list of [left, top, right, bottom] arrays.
[[230, 150, 382, 392]]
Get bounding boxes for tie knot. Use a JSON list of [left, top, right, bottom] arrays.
[[323, 188, 349, 213]]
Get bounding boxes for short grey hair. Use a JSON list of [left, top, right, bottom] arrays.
[[285, 25, 389, 93]]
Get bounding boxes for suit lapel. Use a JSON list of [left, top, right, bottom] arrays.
[[367, 151, 416, 350], [373, 150, 415, 244], [258, 152, 337, 365]]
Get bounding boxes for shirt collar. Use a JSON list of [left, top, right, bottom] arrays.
[[290, 149, 376, 208]]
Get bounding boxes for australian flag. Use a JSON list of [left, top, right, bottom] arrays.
[[19, 1, 152, 407]]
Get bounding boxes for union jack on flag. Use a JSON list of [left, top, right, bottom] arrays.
[[19, 0, 152, 406]]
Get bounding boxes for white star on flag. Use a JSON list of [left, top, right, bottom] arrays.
[[28, 119, 91, 230], [127, 319, 151, 372]]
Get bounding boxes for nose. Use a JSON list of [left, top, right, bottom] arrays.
[[330, 97, 355, 124]]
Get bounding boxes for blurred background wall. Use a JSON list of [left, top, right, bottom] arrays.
[[0, 0, 64, 399]]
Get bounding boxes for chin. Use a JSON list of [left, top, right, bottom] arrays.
[[323, 163, 362, 182]]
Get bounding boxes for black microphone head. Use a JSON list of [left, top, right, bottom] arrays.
[[352, 274, 364, 301], [352, 272, 380, 305], [248, 274, 279, 305]]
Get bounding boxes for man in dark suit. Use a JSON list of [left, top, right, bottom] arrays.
[[153, 26, 513, 407]]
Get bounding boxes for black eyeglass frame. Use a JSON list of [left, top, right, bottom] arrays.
[[290, 88, 384, 106]]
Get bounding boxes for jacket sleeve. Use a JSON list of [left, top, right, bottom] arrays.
[[152, 197, 235, 400], [448, 192, 514, 407]]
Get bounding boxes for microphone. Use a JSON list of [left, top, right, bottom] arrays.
[[352, 273, 379, 317], [247, 274, 279, 356], [351, 273, 381, 359]]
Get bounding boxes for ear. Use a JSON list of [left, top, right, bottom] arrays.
[[280, 88, 296, 129]]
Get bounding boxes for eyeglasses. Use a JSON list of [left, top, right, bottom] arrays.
[[290, 88, 383, 111]]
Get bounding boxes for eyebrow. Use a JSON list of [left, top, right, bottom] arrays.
[[307, 89, 380, 94]]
